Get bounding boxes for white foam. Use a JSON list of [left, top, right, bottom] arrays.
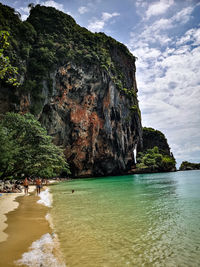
[[45, 213, 54, 229], [37, 188, 52, 207], [15, 233, 66, 267]]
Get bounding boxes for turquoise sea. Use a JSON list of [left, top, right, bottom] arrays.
[[50, 170, 200, 267]]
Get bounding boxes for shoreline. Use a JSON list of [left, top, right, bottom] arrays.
[[0, 179, 59, 243], [0, 185, 35, 243], [0, 182, 65, 267]]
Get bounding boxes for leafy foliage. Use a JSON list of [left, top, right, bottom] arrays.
[[0, 30, 19, 86], [136, 146, 176, 172], [179, 161, 200, 170], [130, 104, 141, 119], [0, 112, 70, 179]]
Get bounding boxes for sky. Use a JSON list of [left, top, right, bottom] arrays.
[[1, 0, 200, 167]]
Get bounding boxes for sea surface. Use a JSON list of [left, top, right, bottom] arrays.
[[50, 170, 200, 267]]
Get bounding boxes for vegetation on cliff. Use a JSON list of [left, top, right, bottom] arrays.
[[179, 161, 200, 171], [137, 146, 176, 172], [0, 30, 19, 86], [0, 112, 70, 179], [136, 127, 176, 172], [0, 3, 139, 115]]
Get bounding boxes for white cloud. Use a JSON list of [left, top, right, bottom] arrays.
[[176, 32, 192, 46], [129, 4, 195, 51], [129, 21, 172, 49], [172, 6, 193, 23], [40, 0, 65, 12], [176, 27, 200, 46], [17, 0, 67, 21], [135, 0, 148, 8], [128, 0, 200, 166], [137, 0, 194, 25], [18, 6, 29, 13], [21, 14, 29, 20], [88, 12, 120, 32], [146, 0, 174, 19], [78, 6, 89, 15], [132, 29, 200, 166], [102, 12, 119, 21], [193, 28, 200, 45], [133, 46, 161, 60], [88, 20, 105, 32], [16, 6, 29, 21]]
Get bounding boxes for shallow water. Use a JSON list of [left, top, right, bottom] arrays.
[[50, 171, 200, 266]]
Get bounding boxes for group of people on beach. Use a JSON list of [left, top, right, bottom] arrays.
[[23, 177, 75, 195], [23, 177, 46, 195]]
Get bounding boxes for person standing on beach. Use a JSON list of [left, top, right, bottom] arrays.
[[35, 178, 42, 195], [23, 177, 29, 195]]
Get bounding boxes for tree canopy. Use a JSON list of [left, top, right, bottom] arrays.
[[0, 112, 70, 179]]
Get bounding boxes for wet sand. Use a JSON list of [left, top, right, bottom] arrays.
[[0, 193, 20, 243], [0, 186, 35, 243], [0, 190, 51, 267]]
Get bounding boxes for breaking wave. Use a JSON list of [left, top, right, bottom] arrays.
[[16, 233, 66, 267], [37, 188, 52, 207]]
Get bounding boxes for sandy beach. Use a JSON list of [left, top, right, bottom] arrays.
[[0, 186, 35, 243], [0, 185, 59, 267]]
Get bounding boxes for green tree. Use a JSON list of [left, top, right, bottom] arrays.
[[162, 155, 176, 171], [0, 112, 70, 179], [0, 31, 19, 86], [0, 124, 17, 177], [136, 146, 176, 172]]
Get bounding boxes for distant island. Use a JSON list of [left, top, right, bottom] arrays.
[[179, 161, 200, 171]]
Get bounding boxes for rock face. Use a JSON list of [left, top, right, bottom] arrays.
[[140, 127, 171, 155], [0, 4, 142, 177], [136, 127, 176, 172], [39, 63, 141, 177]]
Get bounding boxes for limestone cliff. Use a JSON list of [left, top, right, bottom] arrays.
[[0, 4, 142, 177], [140, 127, 171, 155], [136, 127, 176, 173], [39, 62, 142, 177]]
